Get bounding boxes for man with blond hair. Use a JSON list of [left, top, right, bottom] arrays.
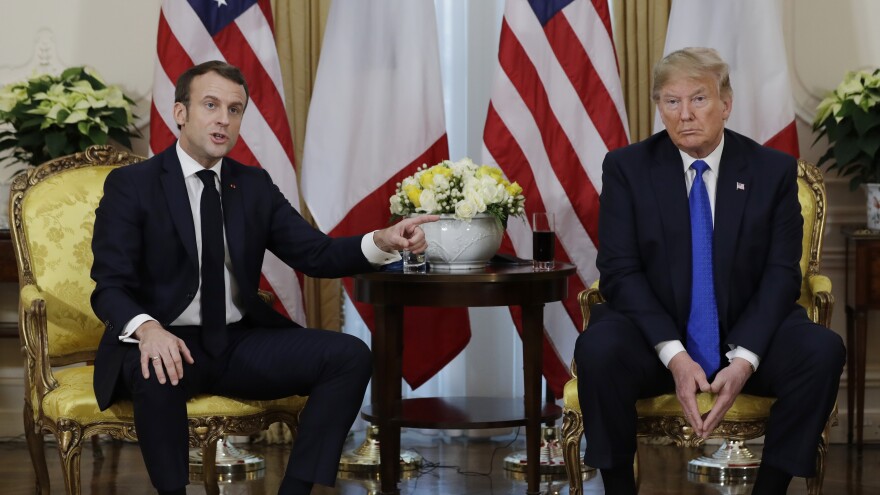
[[574, 47, 844, 494]]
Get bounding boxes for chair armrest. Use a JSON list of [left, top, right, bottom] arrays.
[[805, 274, 834, 328], [18, 284, 57, 424]]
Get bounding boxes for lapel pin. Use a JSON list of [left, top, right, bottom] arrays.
[[229, 183, 237, 189], [736, 182, 745, 191]]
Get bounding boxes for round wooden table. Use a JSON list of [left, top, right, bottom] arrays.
[[354, 263, 576, 495]]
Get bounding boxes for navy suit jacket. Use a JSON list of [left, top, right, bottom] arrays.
[[90, 145, 373, 410], [593, 128, 806, 361]]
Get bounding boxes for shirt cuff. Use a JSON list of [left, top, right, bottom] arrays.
[[726, 345, 760, 372], [655, 340, 686, 368], [361, 232, 401, 266], [119, 314, 156, 344]]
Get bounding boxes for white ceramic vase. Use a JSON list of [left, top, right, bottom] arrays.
[[420, 213, 504, 270], [867, 183, 880, 230]]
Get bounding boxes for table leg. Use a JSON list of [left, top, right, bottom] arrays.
[[373, 304, 404, 495], [846, 305, 855, 444], [855, 308, 868, 447], [521, 304, 544, 495]]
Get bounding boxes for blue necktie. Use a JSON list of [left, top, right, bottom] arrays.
[[687, 160, 720, 376], [196, 169, 227, 356]]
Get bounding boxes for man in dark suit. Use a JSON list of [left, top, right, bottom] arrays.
[[574, 47, 845, 494], [90, 61, 436, 495]]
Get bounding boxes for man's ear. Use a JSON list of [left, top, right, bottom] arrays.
[[172, 101, 187, 127]]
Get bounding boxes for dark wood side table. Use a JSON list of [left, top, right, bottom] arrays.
[[842, 225, 880, 445], [354, 263, 576, 495], [0, 229, 18, 338]]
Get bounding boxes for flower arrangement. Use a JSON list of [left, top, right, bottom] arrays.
[[813, 68, 880, 190], [390, 158, 525, 227], [0, 66, 139, 167]]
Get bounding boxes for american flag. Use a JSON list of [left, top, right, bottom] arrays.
[[656, 0, 799, 156], [301, 0, 470, 389], [482, 0, 629, 395], [150, 0, 306, 325]]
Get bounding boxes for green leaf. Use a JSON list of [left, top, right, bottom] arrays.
[[17, 132, 44, 147], [833, 134, 862, 166], [44, 130, 67, 157], [853, 107, 880, 135], [108, 128, 132, 149], [850, 176, 863, 191], [88, 127, 108, 145], [859, 131, 880, 158]]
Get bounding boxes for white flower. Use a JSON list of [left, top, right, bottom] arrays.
[[390, 194, 406, 216], [454, 199, 478, 220], [418, 188, 438, 213]]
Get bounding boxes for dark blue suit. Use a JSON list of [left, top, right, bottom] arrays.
[[91, 145, 374, 491], [574, 129, 844, 476]]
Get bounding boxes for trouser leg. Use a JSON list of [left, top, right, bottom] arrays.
[[574, 307, 673, 470], [214, 327, 372, 488], [121, 346, 196, 492], [744, 313, 845, 477]]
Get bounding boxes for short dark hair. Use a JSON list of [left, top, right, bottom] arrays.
[[174, 60, 250, 112]]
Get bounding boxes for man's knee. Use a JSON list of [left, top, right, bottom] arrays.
[[575, 318, 639, 374], [806, 326, 846, 375], [333, 333, 372, 381]]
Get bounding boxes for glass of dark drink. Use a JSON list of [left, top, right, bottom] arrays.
[[531, 212, 555, 271]]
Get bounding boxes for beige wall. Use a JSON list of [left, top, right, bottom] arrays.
[[0, 0, 877, 442], [785, 0, 880, 442]]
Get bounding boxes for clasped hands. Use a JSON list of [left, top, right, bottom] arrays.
[[668, 352, 754, 439]]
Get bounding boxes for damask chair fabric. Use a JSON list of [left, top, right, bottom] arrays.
[[560, 160, 835, 495], [11, 145, 307, 495]]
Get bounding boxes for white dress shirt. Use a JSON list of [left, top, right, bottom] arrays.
[[654, 136, 760, 372], [120, 143, 399, 342]]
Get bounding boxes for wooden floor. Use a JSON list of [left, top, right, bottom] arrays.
[[2, 430, 879, 494]]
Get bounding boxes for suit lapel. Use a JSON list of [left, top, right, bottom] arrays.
[[713, 131, 751, 330], [650, 137, 692, 325], [160, 148, 198, 265]]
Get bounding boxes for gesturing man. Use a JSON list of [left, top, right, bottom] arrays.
[[91, 60, 436, 495]]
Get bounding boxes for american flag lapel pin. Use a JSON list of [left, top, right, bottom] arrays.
[[736, 182, 745, 191]]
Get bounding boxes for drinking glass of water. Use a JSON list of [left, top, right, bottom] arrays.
[[402, 249, 427, 273], [531, 212, 555, 271]]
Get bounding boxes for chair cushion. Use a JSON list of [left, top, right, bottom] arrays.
[[43, 366, 307, 424], [563, 377, 775, 421]]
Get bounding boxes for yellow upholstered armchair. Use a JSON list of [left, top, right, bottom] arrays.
[[561, 160, 835, 495], [10, 145, 307, 495]]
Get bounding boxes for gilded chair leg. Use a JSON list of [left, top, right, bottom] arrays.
[[23, 405, 49, 495], [202, 441, 220, 495], [806, 418, 832, 495], [561, 409, 584, 495], [56, 420, 85, 495]]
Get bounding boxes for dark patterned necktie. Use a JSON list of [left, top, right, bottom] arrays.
[[686, 160, 720, 376], [196, 169, 227, 356]]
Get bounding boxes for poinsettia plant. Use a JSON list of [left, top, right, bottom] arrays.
[[0, 66, 139, 167], [813, 68, 880, 190]]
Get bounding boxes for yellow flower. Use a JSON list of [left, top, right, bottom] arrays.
[[404, 184, 422, 207], [506, 182, 523, 196], [419, 170, 436, 189]]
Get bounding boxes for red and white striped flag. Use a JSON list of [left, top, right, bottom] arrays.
[[482, 0, 629, 395], [655, 0, 799, 155], [301, 0, 470, 389], [150, 0, 306, 325]]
